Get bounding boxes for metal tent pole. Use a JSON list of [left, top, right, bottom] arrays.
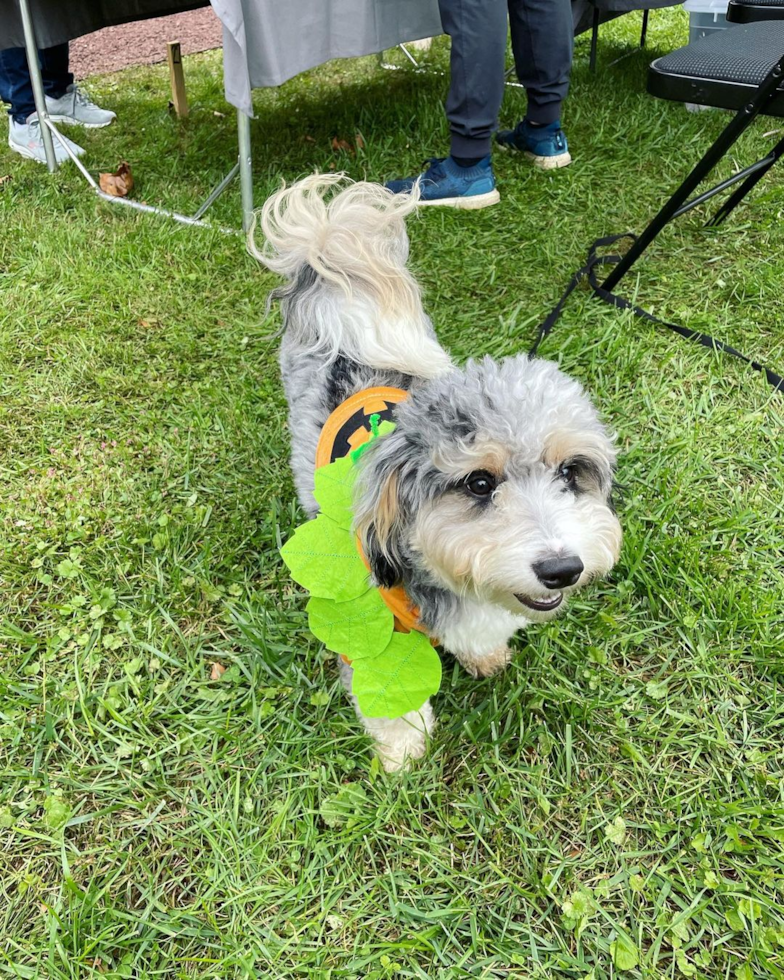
[[237, 108, 254, 233], [18, 0, 58, 171]]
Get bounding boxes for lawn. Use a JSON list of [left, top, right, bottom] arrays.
[[1, 11, 783, 978]]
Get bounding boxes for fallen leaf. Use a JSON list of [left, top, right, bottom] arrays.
[[213, 110, 226, 118], [355, 133, 365, 150], [303, 135, 316, 143], [0, 174, 11, 190], [99, 161, 134, 198], [331, 136, 354, 155], [210, 662, 226, 681]]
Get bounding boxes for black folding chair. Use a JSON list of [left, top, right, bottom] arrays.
[[602, 22, 784, 293]]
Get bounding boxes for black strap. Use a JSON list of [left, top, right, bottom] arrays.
[[530, 233, 784, 394]]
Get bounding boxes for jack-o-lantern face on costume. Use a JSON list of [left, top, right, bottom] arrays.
[[314, 387, 408, 468]]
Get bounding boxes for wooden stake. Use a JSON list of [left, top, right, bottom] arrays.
[[167, 41, 189, 118]]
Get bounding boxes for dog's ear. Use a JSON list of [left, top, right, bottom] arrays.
[[353, 441, 410, 589]]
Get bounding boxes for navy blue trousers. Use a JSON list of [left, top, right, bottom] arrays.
[[0, 43, 72, 123], [438, 0, 573, 157]]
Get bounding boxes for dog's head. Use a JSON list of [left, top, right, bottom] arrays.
[[353, 354, 621, 620]]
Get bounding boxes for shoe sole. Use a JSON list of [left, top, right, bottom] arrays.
[[7, 138, 81, 164], [47, 114, 115, 129], [417, 189, 501, 210], [497, 142, 572, 170], [525, 151, 572, 170]]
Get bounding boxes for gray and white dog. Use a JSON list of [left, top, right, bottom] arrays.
[[252, 174, 621, 770]]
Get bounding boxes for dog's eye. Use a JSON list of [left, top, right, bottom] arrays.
[[559, 463, 577, 485], [464, 470, 496, 498]]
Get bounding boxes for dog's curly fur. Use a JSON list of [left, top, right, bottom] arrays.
[[251, 174, 622, 771]]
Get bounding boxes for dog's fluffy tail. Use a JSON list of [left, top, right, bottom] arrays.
[[249, 173, 452, 379]]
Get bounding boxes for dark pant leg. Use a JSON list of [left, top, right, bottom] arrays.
[[0, 46, 36, 122], [40, 43, 73, 99], [438, 0, 509, 158], [509, 0, 573, 124], [0, 43, 71, 122]]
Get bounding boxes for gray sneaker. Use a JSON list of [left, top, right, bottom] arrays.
[[8, 114, 85, 165], [45, 84, 116, 128]]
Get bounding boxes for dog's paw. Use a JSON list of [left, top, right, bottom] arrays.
[[376, 731, 427, 772], [377, 733, 426, 772], [372, 705, 435, 772], [461, 645, 513, 678]]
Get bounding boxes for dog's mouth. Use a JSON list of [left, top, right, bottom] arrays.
[[514, 592, 563, 612]]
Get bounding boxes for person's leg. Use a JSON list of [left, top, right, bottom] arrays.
[[0, 47, 37, 122], [45, 42, 116, 128], [509, 0, 573, 125], [439, 0, 509, 160], [496, 0, 573, 168], [39, 43, 73, 99], [1, 45, 85, 163], [384, 0, 505, 207]]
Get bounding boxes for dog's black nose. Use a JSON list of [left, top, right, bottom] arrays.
[[532, 555, 584, 590]]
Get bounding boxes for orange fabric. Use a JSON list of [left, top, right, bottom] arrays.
[[315, 386, 423, 636], [314, 386, 410, 469]]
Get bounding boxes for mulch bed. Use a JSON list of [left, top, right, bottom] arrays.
[[69, 7, 223, 79]]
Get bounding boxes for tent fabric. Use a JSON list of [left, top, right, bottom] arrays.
[[0, 1, 210, 49], [571, 0, 681, 38], [210, 0, 442, 116], [1, 0, 680, 118]]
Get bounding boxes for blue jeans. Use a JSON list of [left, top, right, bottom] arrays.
[[0, 43, 73, 123]]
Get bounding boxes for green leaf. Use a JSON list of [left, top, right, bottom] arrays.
[[351, 630, 441, 719], [610, 935, 639, 971], [675, 949, 696, 977], [55, 558, 81, 579], [281, 514, 369, 602], [735, 965, 753, 980], [605, 816, 627, 846], [319, 784, 368, 828], [307, 589, 393, 661], [646, 680, 668, 700], [313, 455, 356, 529], [726, 909, 745, 932], [43, 795, 70, 831]]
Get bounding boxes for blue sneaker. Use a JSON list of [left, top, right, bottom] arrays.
[[496, 120, 571, 170], [385, 155, 500, 209]]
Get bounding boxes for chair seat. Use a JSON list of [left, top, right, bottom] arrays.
[[727, 0, 784, 22], [648, 22, 784, 114]]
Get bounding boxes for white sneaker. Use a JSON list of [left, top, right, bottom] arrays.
[[8, 114, 85, 165], [45, 84, 116, 128]]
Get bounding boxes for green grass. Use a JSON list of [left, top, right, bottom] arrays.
[[1, 11, 784, 978]]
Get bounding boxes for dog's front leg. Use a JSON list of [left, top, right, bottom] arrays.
[[337, 657, 435, 771], [438, 599, 524, 678]]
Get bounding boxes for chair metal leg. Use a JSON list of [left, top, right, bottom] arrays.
[[640, 9, 650, 47], [590, 7, 600, 72], [602, 54, 784, 291], [707, 132, 784, 226]]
